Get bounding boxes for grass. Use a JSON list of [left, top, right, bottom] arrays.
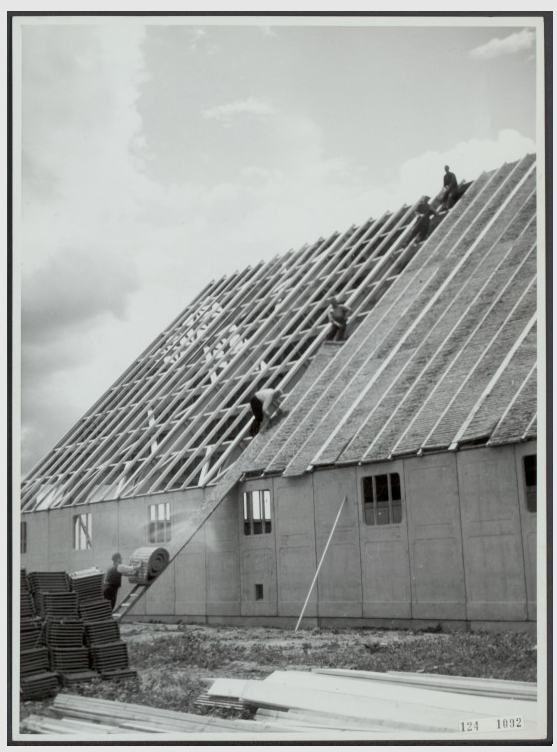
[[19, 624, 537, 726]]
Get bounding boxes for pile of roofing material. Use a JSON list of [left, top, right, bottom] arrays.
[[84, 619, 120, 646], [34, 592, 79, 619], [20, 570, 35, 618], [68, 568, 105, 602], [128, 546, 169, 585], [20, 619, 43, 650], [78, 599, 114, 621], [20, 568, 137, 701], [20, 570, 59, 701], [27, 571, 69, 594], [68, 567, 138, 682]]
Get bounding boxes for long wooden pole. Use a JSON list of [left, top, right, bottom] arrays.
[[294, 495, 347, 632]]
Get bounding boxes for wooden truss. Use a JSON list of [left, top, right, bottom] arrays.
[[21, 188, 456, 512]]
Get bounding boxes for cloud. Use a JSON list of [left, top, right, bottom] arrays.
[[469, 28, 535, 60], [201, 97, 276, 125]]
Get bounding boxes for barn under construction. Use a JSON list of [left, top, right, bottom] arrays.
[[20, 154, 539, 630]]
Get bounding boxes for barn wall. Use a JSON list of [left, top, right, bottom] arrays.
[[20, 442, 537, 627]]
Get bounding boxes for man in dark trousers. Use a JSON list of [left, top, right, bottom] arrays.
[[103, 552, 140, 610], [326, 297, 351, 341], [414, 199, 440, 243], [249, 387, 284, 436], [441, 165, 459, 210]]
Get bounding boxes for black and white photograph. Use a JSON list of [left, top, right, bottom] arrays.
[[10, 10, 550, 743]]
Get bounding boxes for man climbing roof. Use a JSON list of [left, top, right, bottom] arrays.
[[441, 165, 459, 210], [326, 296, 351, 342], [249, 388, 284, 436]]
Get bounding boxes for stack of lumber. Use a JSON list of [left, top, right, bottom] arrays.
[[22, 694, 316, 734], [200, 669, 537, 735], [28, 571, 69, 593], [20, 668, 538, 737]]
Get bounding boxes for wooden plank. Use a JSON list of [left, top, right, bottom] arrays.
[[240, 680, 465, 732], [314, 668, 537, 700], [206, 677, 249, 698], [263, 670, 536, 721]]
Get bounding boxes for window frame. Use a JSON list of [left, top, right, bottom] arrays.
[[242, 489, 272, 536], [148, 502, 172, 544], [361, 471, 403, 526], [523, 454, 537, 514], [72, 513, 92, 550]]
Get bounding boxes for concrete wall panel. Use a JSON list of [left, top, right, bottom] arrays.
[[514, 442, 537, 620], [313, 469, 362, 616], [361, 540, 411, 617], [240, 548, 277, 616], [405, 456, 466, 619], [357, 463, 411, 619], [205, 491, 240, 616], [458, 447, 527, 621]]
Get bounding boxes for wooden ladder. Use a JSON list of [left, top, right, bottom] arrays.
[[112, 583, 150, 621]]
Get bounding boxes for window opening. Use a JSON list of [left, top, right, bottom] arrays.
[[362, 473, 402, 525], [243, 490, 272, 535], [523, 455, 536, 513], [255, 584, 264, 600], [148, 502, 172, 543], [21, 521, 27, 554], [72, 513, 92, 550]]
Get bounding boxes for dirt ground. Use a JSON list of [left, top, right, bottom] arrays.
[[19, 622, 537, 729]]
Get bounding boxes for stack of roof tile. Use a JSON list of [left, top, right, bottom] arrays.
[[27, 571, 69, 594], [20, 619, 43, 650], [20, 569, 61, 701], [84, 619, 120, 646], [70, 568, 137, 682], [78, 598, 114, 622], [69, 568, 104, 602], [20, 673, 60, 702], [89, 640, 136, 680], [20, 569, 35, 618], [34, 592, 79, 619]]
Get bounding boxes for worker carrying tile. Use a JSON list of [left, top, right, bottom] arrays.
[[103, 553, 141, 610], [249, 388, 284, 436], [326, 296, 351, 341], [440, 165, 459, 210], [413, 199, 440, 243]]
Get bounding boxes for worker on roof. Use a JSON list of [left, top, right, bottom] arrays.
[[249, 388, 284, 436], [413, 199, 440, 244], [103, 553, 140, 611], [440, 165, 459, 211], [326, 296, 351, 342]]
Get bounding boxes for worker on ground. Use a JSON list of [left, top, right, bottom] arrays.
[[103, 552, 140, 611], [413, 199, 440, 243], [326, 296, 351, 341], [250, 388, 284, 436], [440, 165, 459, 210]]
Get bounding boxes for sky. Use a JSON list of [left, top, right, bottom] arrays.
[[15, 16, 541, 474]]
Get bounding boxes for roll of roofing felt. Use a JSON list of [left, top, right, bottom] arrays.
[[128, 547, 169, 585]]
